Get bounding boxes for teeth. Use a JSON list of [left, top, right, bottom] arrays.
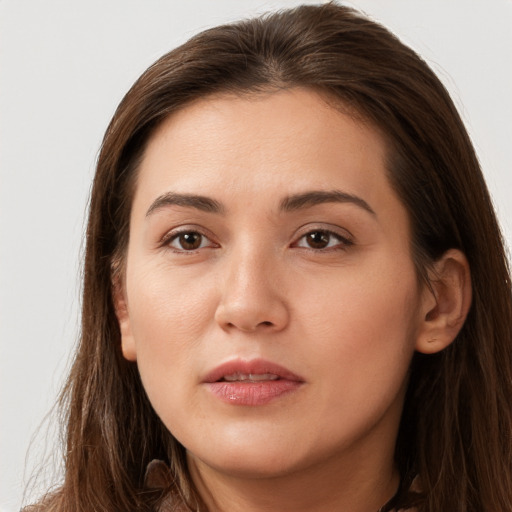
[[223, 373, 279, 382]]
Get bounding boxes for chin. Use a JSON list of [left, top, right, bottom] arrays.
[[186, 439, 309, 479]]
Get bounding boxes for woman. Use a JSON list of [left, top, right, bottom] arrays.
[[29, 3, 512, 511]]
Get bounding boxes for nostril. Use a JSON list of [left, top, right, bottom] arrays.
[[215, 298, 289, 333]]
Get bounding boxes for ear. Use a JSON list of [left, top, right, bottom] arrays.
[[416, 249, 472, 354], [112, 274, 137, 362]]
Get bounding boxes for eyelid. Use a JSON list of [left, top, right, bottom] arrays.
[[160, 225, 219, 252], [291, 224, 354, 249], [158, 223, 353, 252]]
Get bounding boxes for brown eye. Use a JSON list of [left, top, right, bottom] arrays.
[[179, 232, 202, 250], [305, 231, 331, 249], [169, 231, 208, 251], [294, 229, 352, 251]]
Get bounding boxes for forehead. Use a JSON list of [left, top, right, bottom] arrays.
[[135, 88, 392, 205]]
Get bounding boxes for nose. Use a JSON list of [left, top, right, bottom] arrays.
[[214, 249, 290, 333]]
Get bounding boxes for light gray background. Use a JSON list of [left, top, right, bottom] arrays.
[[1, 1, 511, 510]]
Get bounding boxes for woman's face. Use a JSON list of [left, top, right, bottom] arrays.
[[118, 89, 429, 480]]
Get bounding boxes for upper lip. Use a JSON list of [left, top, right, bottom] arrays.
[[202, 358, 305, 383]]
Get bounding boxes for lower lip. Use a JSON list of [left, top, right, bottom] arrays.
[[206, 380, 302, 406]]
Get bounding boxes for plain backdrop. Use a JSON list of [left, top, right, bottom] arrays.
[[1, 1, 511, 510]]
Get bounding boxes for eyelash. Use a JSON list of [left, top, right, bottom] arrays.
[[162, 228, 217, 253], [161, 227, 353, 253], [293, 228, 353, 251]]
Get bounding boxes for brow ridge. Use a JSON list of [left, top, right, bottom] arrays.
[[146, 189, 374, 217], [280, 190, 375, 215], [146, 192, 224, 217]]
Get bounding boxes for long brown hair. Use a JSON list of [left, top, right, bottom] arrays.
[[30, 3, 512, 511]]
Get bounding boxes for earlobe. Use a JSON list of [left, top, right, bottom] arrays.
[[415, 249, 472, 355], [112, 275, 137, 362]]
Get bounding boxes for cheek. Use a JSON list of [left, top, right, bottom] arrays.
[[124, 262, 218, 401], [126, 290, 211, 436], [294, 256, 421, 384], [127, 260, 216, 346], [330, 252, 417, 326]]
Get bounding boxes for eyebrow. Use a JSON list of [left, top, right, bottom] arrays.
[[280, 190, 376, 216], [146, 192, 224, 217], [145, 189, 375, 217]]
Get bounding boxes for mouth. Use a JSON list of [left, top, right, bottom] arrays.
[[203, 359, 304, 406], [221, 372, 280, 382]]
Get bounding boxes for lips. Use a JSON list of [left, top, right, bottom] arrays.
[[223, 372, 279, 382], [203, 359, 304, 406]]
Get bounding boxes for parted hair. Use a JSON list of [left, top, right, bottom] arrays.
[[29, 3, 512, 511]]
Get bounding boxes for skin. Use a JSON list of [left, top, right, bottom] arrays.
[[116, 88, 470, 512]]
